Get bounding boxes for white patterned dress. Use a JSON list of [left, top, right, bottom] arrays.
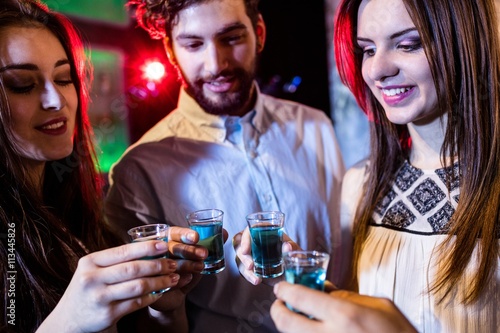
[[344, 160, 500, 332]]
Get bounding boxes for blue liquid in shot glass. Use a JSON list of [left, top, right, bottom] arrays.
[[285, 266, 326, 290], [285, 266, 327, 316], [250, 224, 284, 278], [190, 221, 225, 274]]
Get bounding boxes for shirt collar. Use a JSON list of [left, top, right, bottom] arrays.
[[176, 82, 269, 142]]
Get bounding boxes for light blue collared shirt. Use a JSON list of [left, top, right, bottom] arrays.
[[106, 84, 346, 333]]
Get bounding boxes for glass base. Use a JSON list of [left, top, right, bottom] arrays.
[[254, 264, 284, 278], [201, 258, 225, 274]]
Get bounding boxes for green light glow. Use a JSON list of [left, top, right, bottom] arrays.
[[44, 0, 128, 25], [88, 49, 129, 173]]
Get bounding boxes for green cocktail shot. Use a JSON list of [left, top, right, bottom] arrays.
[[186, 209, 225, 274], [246, 211, 285, 278]]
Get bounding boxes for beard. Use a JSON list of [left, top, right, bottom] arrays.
[[182, 62, 256, 116]]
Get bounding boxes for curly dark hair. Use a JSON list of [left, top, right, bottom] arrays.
[[128, 0, 260, 39]]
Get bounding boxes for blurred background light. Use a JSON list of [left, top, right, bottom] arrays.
[[142, 60, 166, 82]]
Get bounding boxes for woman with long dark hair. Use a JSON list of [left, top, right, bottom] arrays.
[[0, 1, 205, 332], [271, 0, 499, 331]]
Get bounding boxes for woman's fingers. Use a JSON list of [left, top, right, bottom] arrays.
[[270, 299, 322, 333], [106, 274, 180, 301], [85, 241, 169, 267], [91, 258, 177, 285], [273, 282, 336, 321], [94, 289, 168, 323]]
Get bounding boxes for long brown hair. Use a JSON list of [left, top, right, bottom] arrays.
[[0, 1, 117, 332], [335, 0, 500, 303]]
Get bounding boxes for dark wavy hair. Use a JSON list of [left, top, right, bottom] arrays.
[[0, 1, 118, 332], [335, 0, 500, 303], [128, 0, 261, 39]]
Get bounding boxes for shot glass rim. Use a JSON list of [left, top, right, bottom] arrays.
[[283, 250, 330, 264], [246, 210, 285, 225], [186, 208, 224, 224], [127, 223, 170, 238]]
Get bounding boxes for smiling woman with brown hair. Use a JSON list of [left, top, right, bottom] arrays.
[[271, 0, 500, 332], [0, 1, 207, 332]]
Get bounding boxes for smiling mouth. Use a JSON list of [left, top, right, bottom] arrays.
[[41, 121, 65, 130], [208, 80, 229, 86], [382, 87, 412, 96], [204, 78, 234, 93]]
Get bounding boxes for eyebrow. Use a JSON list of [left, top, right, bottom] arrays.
[[0, 59, 70, 73], [176, 22, 247, 40], [357, 27, 418, 43]]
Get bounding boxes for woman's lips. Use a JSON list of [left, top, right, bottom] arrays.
[[35, 118, 68, 135], [381, 86, 414, 106]]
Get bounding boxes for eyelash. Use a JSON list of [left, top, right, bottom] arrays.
[[398, 41, 422, 52], [7, 79, 74, 95], [361, 41, 423, 57], [8, 84, 35, 95], [182, 34, 245, 51], [56, 79, 74, 87], [223, 34, 243, 44], [184, 42, 203, 51]]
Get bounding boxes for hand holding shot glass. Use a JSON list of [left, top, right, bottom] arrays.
[[246, 211, 285, 278], [283, 250, 330, 315], [127, 224, 170, 294], [186, 209, 225, 274]]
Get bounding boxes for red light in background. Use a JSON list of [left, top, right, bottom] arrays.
[[141, 60, 166, 82]]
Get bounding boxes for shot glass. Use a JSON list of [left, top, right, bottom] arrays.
[[284, 251, 330, 314], [127, 223, 170, 294], [186, 209, 225, 274], [246, 211, 285, 278]]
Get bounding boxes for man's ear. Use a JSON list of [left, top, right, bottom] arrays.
[[163, 36, 177, 65], [256, 14, 266, 53]]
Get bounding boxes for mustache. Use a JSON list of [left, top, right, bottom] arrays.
[[197, 68, 247, 83]]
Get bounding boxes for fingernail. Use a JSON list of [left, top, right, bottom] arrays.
[[168, 261, 177, 270], [273, 282, 280, 294], [155, 241, 168, 251], [171, 274, 180, 283], [195, 248, 207, 258], [187, 232, 197, 243]]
